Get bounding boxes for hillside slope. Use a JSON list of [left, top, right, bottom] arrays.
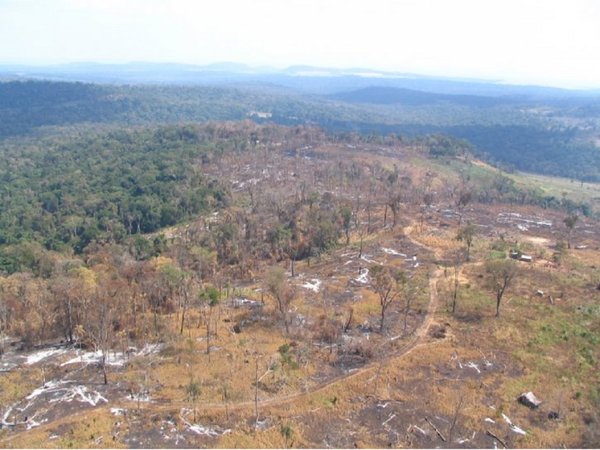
[[1, 80, 599, 181]]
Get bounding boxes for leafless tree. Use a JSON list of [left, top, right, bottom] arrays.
[[370, 266, 406, 332]]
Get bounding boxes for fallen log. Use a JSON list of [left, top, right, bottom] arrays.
[[424, 416, 446, 442], [486, 430, 507, 448]]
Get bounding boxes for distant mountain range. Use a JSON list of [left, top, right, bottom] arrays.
[[2, 61, 599, 99], [329, 86, 512, 107]]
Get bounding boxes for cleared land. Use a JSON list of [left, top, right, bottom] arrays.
[[1, 133, 599, 448]]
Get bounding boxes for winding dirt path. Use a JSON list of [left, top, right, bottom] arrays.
[[1, 222, 447, 446], [122, 270, 445, 417], [123, 224, 446, 415]]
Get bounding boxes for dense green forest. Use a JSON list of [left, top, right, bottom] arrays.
[[0, 81, 251, 137], [450, 125, 600, 181], [0, 126, 230, 269], [1, 80, 599, 182]]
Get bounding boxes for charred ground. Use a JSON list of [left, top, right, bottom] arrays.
[[0, 123, 599, 448]]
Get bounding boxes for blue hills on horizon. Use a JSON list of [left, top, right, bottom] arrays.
[[1, 61, 599, 99]]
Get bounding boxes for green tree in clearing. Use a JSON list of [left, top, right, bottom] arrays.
[[185, 377, 202, 422], [456, 222, 476, 261], [280, 423, 294, 449], [563, 214, 578, 249]]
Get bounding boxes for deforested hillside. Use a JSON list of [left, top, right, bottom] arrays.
[[1, 122, 599, 448]]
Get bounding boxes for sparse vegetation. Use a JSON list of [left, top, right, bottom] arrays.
[[0, 118, 599, 448]]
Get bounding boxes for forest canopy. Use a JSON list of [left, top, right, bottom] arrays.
[[0, 125, 230, 261], [1, 80, 600, 182]]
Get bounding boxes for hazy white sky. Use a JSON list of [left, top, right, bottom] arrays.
[[1, 0, 599, 88]]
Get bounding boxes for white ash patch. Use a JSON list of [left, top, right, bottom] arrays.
[[25, 347, 69, 365], [502, 413, 527, 435], [441, 209, 460, 218], [1, 402, 20, 427], [382, 247, 407, 257], [456, 431, 477, 445], [187, 423, 231, 437], [360, 254, 381, 265], [111, 408, 126, 416], [301, 279, 322, 293], [26, 379, 68, 400], [354, 268, 370, 284], [450, 353, 494, 374], [0, 335, 15, 345], [160, 418, 186, 445], [61, 350, 127, 367], [232, 297, 261, 308], [0, 360, 19, 372], [497, 212, 552, 228], [135, 343, 164, 357], [60, 343, 162, 368], [25, 414, 47, 430], [127, 391, 152, 403], [403, 255, 419, 268], [180, 409, 231, 437], [2, 380, 109, 428], [46, 384, 108, 407], [466, 362, 481, 373]]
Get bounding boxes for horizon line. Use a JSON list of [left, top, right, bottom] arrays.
[[1, 60, 599, 92]]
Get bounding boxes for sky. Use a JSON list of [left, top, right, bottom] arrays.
[[0, 0, 599, 89]]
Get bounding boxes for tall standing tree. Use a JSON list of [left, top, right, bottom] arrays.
[[82, 271, 126, 385], [563, 214, 578, 249], [456, 222, 476, 262], [52, 266, 96, 345], [455, 189, 472, 226], [159, 263, 188, 334], [370, 266, 406, 332], [198, 286, 220, 356], [485, 259, 518, 317], [266, 267, 295, 335], [185, 377, 202, 423], [450, 261, 460, 315], [340, 205, 353, 246]]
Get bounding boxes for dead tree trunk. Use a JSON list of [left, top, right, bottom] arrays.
[[254, 358, 259, 429]]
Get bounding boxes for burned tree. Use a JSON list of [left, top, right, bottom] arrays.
[[266, 266, 295, 334], [370, 266, 406, 332], [82, 272, 126, 385], [485, 259, 518, 317]]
